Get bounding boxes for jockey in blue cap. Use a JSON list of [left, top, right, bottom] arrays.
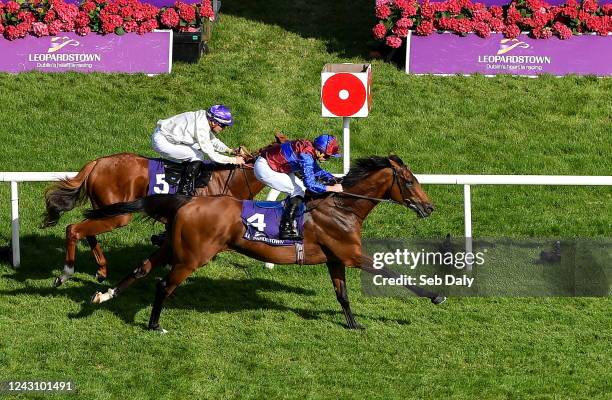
[[151, 104, 245, 195], [255, 134, 343, 240]]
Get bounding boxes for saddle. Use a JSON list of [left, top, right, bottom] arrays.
[[161, 159, 215, 189]]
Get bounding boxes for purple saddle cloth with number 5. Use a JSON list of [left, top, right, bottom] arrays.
[[241, 200, 305, 246]]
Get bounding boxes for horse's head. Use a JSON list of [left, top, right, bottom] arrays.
[[387, 155, 434, 218]]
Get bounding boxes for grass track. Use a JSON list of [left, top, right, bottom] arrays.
[[0, 0, 611, 398]]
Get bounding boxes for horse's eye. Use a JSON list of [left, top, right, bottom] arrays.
[[405, 181, 413, 188]]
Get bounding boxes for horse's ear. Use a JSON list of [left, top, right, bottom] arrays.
[[275, 131, 288, 143], [388, 153, 402, 169]]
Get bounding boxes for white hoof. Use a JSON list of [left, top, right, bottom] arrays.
[[91, 289, 115, 304]]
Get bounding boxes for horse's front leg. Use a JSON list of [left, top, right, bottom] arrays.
[[91, 242, 171, 304], [327, 261, 364, 330]]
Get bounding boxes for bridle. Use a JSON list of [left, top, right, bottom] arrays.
[[335, 167, 414, 207]]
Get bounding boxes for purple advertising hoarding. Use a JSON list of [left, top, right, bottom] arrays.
[[0, 31, 172, 74], [406, 32, 612, 76]]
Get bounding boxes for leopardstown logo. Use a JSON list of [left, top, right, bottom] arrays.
[[497, 38, 530, 55], [48, 36, 80, 53], [27, 36, 101, 63], [477, 38, 551, 65]]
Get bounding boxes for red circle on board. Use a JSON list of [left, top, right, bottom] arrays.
[[322, 73, 366, 117]]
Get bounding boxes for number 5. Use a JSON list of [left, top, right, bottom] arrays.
[[153, 174, 170, 194]]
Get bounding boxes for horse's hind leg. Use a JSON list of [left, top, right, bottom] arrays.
[[327, 262, 363, 330], [55, 215, 132, 287], [91, 243, 171, 304], [86, 236, 108, 283]]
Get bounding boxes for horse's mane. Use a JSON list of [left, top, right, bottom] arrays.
[[342, 155, 405, 187]]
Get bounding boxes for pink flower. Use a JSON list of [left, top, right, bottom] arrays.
[[415, 19, 435, 35], [582, 0, 598, 13], [506, 6, 522, 24], [420, 1, 435, 19], [76, 26, 91, 36], [47, 20, 63, 35], [375, 4, 392, 19], [395, 17, 413, 29], [123, 20, 138, 32], [119, 6, 134, 18], [177, 2, 196, 22], [4, 25, 20, 40], [473, 21, 491, 38], [5, 1, 20, 14], [0, 24, 4, 35], [532, 26, 552, 39], [553, 21, 572, 39], [396, 0, 417, 17], [385, 34, 402, 48], [372, 22, 387, 39], [503, 24, 521, 38], [490, 5, 503, 19], [392, 25, 409, 37], [75, 12, 90, 28], [56, 3, 79, 23], [489, 18, 505, 32], [81, 1, 96, 13], [160, 8, 179, 28], [44, 10, 57, 23], [31, 21, 49, 37]]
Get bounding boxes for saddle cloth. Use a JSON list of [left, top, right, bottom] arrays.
[[241, 200, 305, 246], [147, 159, 214, 195]]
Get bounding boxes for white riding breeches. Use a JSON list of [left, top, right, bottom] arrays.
[[151, 128, 206, 163], [254, 157, 305, 197]]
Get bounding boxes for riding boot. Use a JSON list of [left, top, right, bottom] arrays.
[[177, 161, 200, 196], [279, 196, 303, 240]]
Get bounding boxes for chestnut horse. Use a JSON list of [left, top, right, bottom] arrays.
[[42, 151, 265, 286], [85, 155, 445, 331]]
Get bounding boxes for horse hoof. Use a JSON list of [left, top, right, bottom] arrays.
[[53, 276, 64, 287], [431, 295, 447, 305], [91, 292, 102, 304], [95, 273, 106, 283], [148, 325, 168, 334]]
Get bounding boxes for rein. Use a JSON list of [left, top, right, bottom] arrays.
[[333, 192, 400, 205]]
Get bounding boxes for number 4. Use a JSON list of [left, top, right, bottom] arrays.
[[246, 213, 267, 232]]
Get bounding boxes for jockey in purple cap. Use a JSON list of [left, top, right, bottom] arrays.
[[151, 104, 245, 195], [255, 134, 343, 240]]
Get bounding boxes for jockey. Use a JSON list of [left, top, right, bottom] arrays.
[[151, 104, 245, 195], [255, 134, 344, 240]]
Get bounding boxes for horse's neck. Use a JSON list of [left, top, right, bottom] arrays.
[[332, 170, 392, 219], [226, 166, 265, 199]]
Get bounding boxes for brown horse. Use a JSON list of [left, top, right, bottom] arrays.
[[85, 155, 445, 331], [42, 151, 266, 286]]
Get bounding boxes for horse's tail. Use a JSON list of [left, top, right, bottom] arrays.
[[41, 160, 98, 228], [83, 194, 193, 224]]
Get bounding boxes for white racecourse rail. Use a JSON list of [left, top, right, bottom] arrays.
[[2, 172, 611, 268]]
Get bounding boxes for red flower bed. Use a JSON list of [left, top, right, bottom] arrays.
[[374, 0, 612, 48], [0, 0, 215, 40]]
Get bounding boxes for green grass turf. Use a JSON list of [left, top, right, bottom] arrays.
[[0, 0, 611, 398]]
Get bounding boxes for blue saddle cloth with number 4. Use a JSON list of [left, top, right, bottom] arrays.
[[241, 200, 305, 246]]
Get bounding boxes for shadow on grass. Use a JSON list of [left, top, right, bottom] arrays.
[[1, 234, 416, 329], [221, 0, 376, 59]]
